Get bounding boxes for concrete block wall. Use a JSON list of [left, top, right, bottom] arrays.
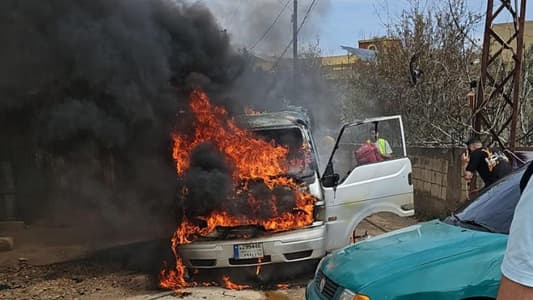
[[408, 147, 469, 220], [412, 157, 447, 199]]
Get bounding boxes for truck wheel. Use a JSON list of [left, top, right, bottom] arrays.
[[349, 213, 390, 243], [350, 212, 418, 244], [350, 226, 370, 243]]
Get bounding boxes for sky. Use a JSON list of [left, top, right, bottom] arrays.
[[199, 0, 533, 57], [317, 0, 533, 55]]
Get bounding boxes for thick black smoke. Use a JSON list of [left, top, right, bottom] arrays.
[[0, 0, 243, 235], [1, 0, 341, 243], [182, 142, 233, 218], [182, 142, 298, 224]]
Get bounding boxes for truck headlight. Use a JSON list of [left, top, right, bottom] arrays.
[[338, 289, 370, 300]]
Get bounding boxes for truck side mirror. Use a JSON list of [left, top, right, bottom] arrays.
[[321, 173, 340, 187]]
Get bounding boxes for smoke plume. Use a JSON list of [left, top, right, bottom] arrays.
[[195, 0, 331, 55], [192, 0, 339, 135], [0, 0, 243, 235], [1, 0, 342, 242]]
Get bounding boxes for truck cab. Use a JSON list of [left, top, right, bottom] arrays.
[[178, 112, 414, 269]]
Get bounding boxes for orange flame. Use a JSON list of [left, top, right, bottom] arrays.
[[222, 275, 250, 290], [276, 283, 289, 290], [160, 89, 316, 290], [171, 90, 303, 188], [159, 258, 192, 290]]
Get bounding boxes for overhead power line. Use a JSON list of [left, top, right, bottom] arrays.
[[259, 0, 320, 101], [271, 0, 319, 70], [250, 0, 291, 50]]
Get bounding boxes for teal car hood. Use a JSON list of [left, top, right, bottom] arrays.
[[321, 220, 508, 298]]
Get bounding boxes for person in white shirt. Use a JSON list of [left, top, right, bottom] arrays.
[[497, 163, 533, 299]]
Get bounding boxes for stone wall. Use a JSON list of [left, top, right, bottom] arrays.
[[408, 147, 533, 219], [408, 147, 469, 220]]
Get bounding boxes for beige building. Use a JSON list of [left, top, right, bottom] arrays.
[[252, 51, 367, 81], [320, 45, 379, 80], [492, 21, 533, 62], [320, 54, 359, 80], [252, 38, 389, 80], [358, 37, 402, 52], [319, 37, 402, 80]]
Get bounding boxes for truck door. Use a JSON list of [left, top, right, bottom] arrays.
[[321, 116, 414, 251]]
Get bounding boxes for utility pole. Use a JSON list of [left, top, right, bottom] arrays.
[[474, 0, 527, 151], [469, 0, 526, 198], [510, 0, 527, 151], [292, 0, 298, 98]]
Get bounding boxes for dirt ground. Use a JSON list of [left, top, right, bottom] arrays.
[[0, 260, 155, 300], [0, 259, 309, 300], [0, 213, 417, 299]]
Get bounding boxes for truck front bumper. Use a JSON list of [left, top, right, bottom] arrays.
[[178, 224, 326, 268]]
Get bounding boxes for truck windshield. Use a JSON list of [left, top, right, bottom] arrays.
[[253, 127, 314, 178]]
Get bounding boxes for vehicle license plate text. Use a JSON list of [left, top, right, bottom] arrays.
[[233, 242, 264, 259]]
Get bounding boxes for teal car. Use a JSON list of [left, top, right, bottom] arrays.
[[306, 165, 527, 300]]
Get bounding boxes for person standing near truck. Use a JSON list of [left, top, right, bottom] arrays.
[[355, 129, 392, 165], [371, 129, 393, 159], [461, 136, 512, 187]]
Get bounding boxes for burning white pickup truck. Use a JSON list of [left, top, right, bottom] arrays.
[[160, 90, 414, 289]]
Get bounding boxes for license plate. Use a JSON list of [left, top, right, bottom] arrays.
[[233, 242, 264, 259]]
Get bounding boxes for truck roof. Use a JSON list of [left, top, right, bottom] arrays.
[[235, 111, 310, 129]]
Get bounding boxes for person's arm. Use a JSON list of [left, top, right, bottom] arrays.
[[461, 150, 473, 182], [498, 177, 533, 299], [498, 276, 533, 299]]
